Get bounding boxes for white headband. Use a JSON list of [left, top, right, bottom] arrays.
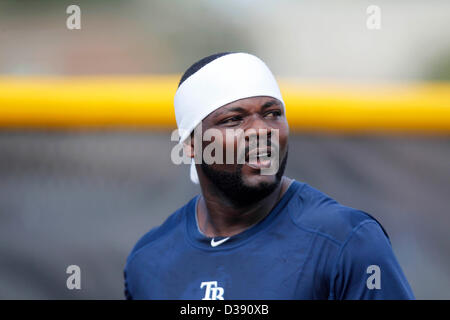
[[174, 52, 284, 184]]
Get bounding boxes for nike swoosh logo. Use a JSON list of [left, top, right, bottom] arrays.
[[211, 237, 230, 247]]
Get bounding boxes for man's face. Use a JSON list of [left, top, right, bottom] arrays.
[[196, 96, 289, 205]]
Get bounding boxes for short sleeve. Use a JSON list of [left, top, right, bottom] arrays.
[[330, 221, 415, 300]]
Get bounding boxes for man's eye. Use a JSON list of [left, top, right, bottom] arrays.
[[222, 116, 242, 124], [264, 111, 282, 118]]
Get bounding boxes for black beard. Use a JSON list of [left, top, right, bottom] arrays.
[[200, 149, 288, 207]]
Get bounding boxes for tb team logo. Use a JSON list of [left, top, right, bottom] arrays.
[[200, 281, 224, 300]]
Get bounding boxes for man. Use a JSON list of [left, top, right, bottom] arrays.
[[124, 52, 414, 299]]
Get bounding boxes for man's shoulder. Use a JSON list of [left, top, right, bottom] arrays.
[[289, 182, 388, 245], [125, 196, 197, 265]]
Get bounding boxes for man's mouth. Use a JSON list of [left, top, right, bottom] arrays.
[[245, 148, 273, 169]]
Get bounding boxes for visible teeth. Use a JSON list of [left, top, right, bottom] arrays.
[[246, 149, 272, 160]]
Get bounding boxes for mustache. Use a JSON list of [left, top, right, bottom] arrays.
[[239, 137, 280, 162]]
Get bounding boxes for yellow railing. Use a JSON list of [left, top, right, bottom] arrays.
[[1, 76, 449, 133]]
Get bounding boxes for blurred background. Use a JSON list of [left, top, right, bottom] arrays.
[[0, 0, 449, 299]]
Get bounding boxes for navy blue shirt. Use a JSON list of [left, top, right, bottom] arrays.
[[124, 180, 414, 300]]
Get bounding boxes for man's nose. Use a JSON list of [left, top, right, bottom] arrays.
[[244, 115, 273, 145]]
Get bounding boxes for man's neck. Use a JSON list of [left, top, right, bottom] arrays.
[[196, 176, 292, 238]]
